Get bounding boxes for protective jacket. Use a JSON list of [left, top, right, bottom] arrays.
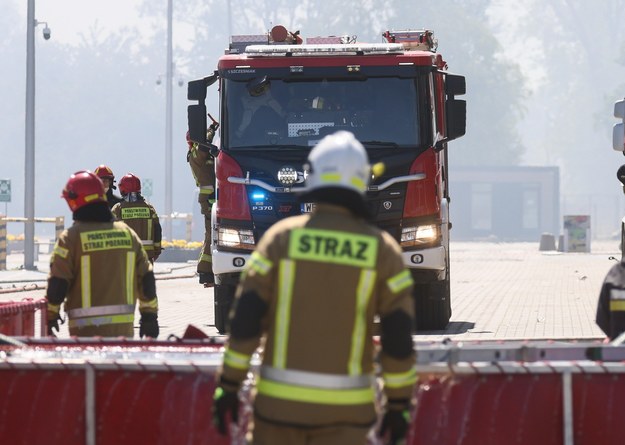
[[187, 142, 215, 274], [597, 261, 625, 339], [112, 197, 162, 262], [220, 203, 416, 428], [48, 220, 158, 337], [106, 189, 123, 209]]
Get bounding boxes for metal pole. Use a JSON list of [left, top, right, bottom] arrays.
[[24, 0, 36, 270], [227, 0, 232, 37], [165, 0, 173, 241]]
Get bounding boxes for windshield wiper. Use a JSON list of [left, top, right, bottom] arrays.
[[360, 141, 400, 148], [231, 144, 309, 150]]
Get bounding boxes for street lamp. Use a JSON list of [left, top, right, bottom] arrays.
[[24, 0, 51, 270]]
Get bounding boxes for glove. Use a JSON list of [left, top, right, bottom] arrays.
[[212, 387, 239, 435], [199, 271, 215, 287], [139, 312, 159, 338], [47, 312, 62, 337], [378, 409, 410, 445]]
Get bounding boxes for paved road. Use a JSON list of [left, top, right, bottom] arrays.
[[0, 241, 617, 341]]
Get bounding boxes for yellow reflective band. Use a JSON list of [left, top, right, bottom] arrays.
[[147, 219, 153, 241], [199, 254, 212, 263], [350, 176, 366, 191], [80, 229, 132, 252], [248, 251, 273, 276], [126, 252, 135, 305], [120, 207, 151, 219], [387, 269, 414, 293], [47, 303, 61, 314], [349, 269, 376, 375], [139, 299, 158, 311], [288, 228, 378, 269], [274, 259, 295, 369], [383, 367, 418, 389], [81, 255, 91, 309], [224, 348, 252, 370], [199, 188, 215, 195], [257, 378, 375, 405], [53, 245, 69, 259], [84, 193, 102, 203], [610, 300, 625, 311], [320, 172, 341, 184], [69, 313, 134, 328]]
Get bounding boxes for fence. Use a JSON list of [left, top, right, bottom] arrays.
[[0, 216, 64, 270], [0, 298, 47, 337], [159, 212, 193, 242]]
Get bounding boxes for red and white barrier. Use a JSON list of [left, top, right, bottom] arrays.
[[0, 298, 47, 336]]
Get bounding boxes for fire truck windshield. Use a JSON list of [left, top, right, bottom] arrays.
[[224, 77, 420, 150]]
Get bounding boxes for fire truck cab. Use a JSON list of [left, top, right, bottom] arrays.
[[188, 26, 466, 334]]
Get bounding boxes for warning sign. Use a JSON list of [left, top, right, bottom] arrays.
[[0, 179, 10, 203]]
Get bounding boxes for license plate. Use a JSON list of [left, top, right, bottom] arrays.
[[300, 202, 316, 213]]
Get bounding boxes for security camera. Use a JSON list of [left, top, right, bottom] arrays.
[[42, 26, 51, 40], [177, 78, 184, 87]]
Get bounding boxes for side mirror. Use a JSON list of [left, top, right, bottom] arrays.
[[187, 72, 219, 101], [614, 99, 625, 152], [445, 73, 466, 97], [446, 99, 466, 141], [188, 104, 207, 145]]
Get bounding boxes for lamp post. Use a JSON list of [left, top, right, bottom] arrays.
[[164, 0, 173, 241], [24, 0, 50, 270]]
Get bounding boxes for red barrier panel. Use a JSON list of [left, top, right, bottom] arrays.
[[0, 298, 47, 336], [408, 374, 564, 445]]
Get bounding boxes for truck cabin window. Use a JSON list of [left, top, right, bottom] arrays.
[[225, 77, 420, 149]]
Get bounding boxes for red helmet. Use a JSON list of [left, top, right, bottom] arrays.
[[119, 173, 141, 195], [62, 171, 107, 212], [94, 164, 115, 180]]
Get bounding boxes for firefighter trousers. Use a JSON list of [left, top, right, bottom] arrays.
[[251, 416, 371, 445]]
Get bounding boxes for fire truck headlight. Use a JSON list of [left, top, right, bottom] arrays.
[[401, 224, 438, 247], [218, 228, 256, 250]]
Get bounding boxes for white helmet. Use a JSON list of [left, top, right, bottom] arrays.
[[305, 131, 370, 195]]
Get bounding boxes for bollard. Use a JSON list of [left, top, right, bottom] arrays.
[[0, 216, 6, 271], [539, 233, 556, 251], [557, 234, 565, 252]]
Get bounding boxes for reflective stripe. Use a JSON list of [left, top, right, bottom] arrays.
[[138, 297, 158, 311], [260, 366, 373, 389], [68, 304, 135, 319], [199, 185, 215, 194], [69, 313, 134, 328], [611, 289, 625, 300], [249, 251, 272, 276], [81, 255, 91, 308], [224, 348, 252, 370], [350, 176, 366, 191], [320, 172, 341, 184], [273, 259, 295, 369], [126, 252, 135, 305], [383, 367, 418, 389], [199, 254, 212, 263], [387, 269, 413, 293], [349, 269, 376, 375], [141, 240, 154, 246], [610, 300, 625, 311], [53, 245, 68, 259], [147, 219, 153, 243], [257, 378, 374, 405]]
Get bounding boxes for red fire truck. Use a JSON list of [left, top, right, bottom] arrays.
[[187, 26, 466, 333]]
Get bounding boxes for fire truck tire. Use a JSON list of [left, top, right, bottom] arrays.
[[214, 283, 235, 335], [413, 278, 451, 331]]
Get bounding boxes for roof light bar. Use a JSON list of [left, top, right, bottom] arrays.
[[245, 43, 404, 56]]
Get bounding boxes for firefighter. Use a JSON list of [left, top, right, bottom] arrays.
[[213, 131, 416, 444], [111, 173, 162, 263], [186, 126, 217, 286], [94, 164, 123, 208], [46, 170, 159, 339]]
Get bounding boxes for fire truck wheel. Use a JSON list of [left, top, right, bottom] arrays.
[[413, 278, 451, 331], [214, 283, 235, 335]]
